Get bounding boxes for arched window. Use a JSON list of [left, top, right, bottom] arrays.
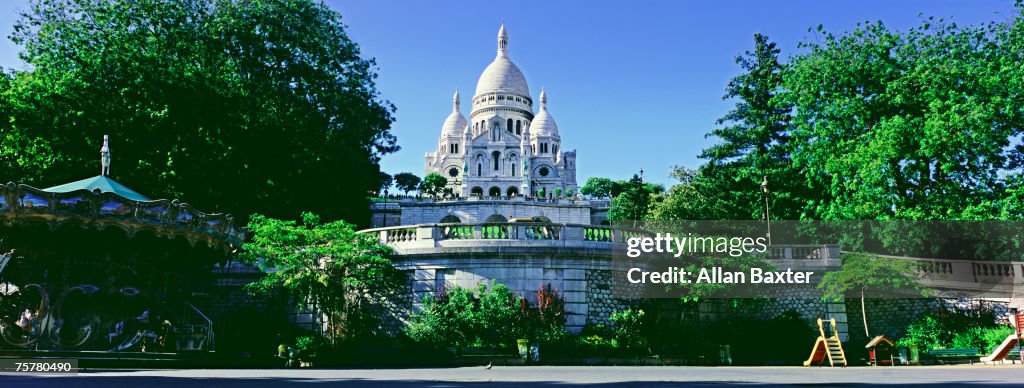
[[477, 163, 482, 176], [471, 186, 483, 196], [488, 187, 502, 197], [507, 118, 513, 132], [553, 144, 557, 154], [492, 151, 501, 171], [484, 213, 507, 222], [439, 215, 462, 223], [511, 162, 517, 176], [516, 120, 521, 135], [506, 187, 519, 197]]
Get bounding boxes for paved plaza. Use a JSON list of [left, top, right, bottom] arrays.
[[3, 365, 1024, 387]]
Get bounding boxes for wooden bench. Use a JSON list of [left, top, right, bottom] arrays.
[[928, 348, 980, 365]]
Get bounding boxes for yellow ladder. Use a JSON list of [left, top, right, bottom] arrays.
[[818, 318, 847, 367]]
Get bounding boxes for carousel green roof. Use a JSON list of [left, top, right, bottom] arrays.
[[43, 175, 151, 202]]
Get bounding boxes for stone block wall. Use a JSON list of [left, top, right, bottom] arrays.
[[585, 270, 634, 325]]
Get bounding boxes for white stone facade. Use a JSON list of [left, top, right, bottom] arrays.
[[425, 24, 578, 199]]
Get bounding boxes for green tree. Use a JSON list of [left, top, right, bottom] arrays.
[[608, 174, 653, 224], [579, 177, 614, 198], [420, 172, 448, 198], [650, 166, 717, 221], [1, 0, 397, 225], [694, 33, 801, 221], [377, 172, 393, 196], [240, 212, 402, 343], [393, 172, 421, 196], [786, 17, 1023, 220], [819, 253, 930, 338]]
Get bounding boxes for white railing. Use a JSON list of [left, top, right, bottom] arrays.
[[361, 223, 840, 261]]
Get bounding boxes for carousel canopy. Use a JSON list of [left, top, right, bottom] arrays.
[[43, 175, 151, 202]]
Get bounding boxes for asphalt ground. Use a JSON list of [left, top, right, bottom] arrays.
[[3, 365, 1024, 387]]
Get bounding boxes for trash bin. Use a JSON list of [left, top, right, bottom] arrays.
[[909, 344, 920, 365], [719, 344, 732, 365], [517, 339, 529, 360]]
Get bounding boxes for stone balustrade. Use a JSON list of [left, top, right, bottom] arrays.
[[363, 222, 645, 252], [852, 253, 1024, 296], [363, 222, 839, 260]]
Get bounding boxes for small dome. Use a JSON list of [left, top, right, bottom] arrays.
[[442, 90, 467, 136], [531, 89, 558, 137]]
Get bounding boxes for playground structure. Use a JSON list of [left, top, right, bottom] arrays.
[[865, 336, 895, 366], [979, 334, 1020, 364], [804, 318, 847, 367]]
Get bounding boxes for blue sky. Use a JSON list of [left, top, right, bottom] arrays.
[[0, 1, 1018, 186]]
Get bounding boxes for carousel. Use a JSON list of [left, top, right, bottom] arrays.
[[0, 136, 243, 354]]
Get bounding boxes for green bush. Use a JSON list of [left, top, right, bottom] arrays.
[[897, 303, 1002, 350], [897, 315, 945, 350], [609, 308, 646, 348], [577, 324, 617, 350], [405, 282, 568, 352], [952, 326, 1015, 353], [294, 336, 323, 360]]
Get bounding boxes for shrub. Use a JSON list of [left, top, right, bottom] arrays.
[[404, 286, 479, 349], [897, 303, 1002, 350], [535, 284, 568, 342], [404, 282, 569, 351], [952, 326, 1015, 353], [898, 315, 945, 350], [294, 336, 323, 361], [609, 308, 646, 348], [477, 283, 526, 346]]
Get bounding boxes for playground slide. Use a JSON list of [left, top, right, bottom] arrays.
[[803, 338, 827, 366], [980, 334, 1019, 363]]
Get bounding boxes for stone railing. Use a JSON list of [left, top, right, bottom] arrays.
[[0, 182, 244, 250], [768, 245, 839, 261], [362, 223, 840, 261], [853, 252, 1024, 294], [361, 222, 652, 251]]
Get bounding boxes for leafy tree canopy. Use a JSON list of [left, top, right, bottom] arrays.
[[0, 0, 397, 225], [240, 212, 402, 342], [393, 172, 421, 196], [420, 172, 447, 198], [580, 177, 614, 198]]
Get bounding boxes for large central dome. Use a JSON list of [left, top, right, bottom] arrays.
[[474, 24, 530, 96]]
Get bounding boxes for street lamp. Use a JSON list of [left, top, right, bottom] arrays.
[[382, 188, 389, 227], [760, 176, 771, 246]]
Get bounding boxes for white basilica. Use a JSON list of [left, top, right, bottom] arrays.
[[425, 24, 578, 198]]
